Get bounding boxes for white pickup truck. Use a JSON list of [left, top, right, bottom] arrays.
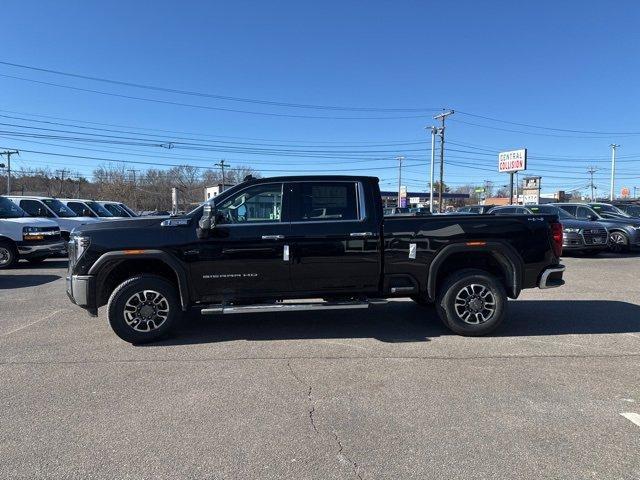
[[0, 197, 65, 268]]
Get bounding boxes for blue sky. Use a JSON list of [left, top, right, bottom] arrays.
[[1, 0, 640, 196]]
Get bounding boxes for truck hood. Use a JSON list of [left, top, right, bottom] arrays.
[[1, 217, 59, 227], [598, 216, 640, 227], [64, 217, 101, 225], [74, 216, 171, 234]]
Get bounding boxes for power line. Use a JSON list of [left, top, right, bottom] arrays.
[[0, 60, 440, 113], [0, 73, 437, 121]]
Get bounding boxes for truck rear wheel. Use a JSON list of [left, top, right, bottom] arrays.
[[436, 269, 507, 336], [0, 241, 18, 269], [107, 275, 179, 344]]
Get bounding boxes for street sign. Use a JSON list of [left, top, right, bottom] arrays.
[[498, 149, 527, 173]]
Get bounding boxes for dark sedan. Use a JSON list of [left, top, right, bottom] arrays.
[[488, 205, 609, 255], [554, 203, 640, 253]]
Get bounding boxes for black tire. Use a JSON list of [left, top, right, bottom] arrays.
[[609, 231, 629, 253], [26, 255, 48, 264], [107, 275, 180, 344], [0, 240, 19, 269], [436, 268, 507, 336], [410, 295, 432, 306]]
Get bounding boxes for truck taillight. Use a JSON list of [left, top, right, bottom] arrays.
[[550, 221, 563, 258]]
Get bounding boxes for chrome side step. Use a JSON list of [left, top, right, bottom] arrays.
[[201, 299, 386, 315]]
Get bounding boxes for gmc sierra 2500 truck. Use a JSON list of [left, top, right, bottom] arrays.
[[66, 175, 565, 343]]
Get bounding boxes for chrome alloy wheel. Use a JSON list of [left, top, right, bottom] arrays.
[[123, 290, 170, 332], [454, 284, 496, 325], [609, 232, 628, 252], [0, 247, 12, 267]]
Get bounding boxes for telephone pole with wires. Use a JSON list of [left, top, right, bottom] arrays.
[[1, 150, 19, 194], [433, 110, 454, 212], [396, 156, 404, 207], [587, 166, 598, 201], [215, 160, 227, 191], [56, 169, 69, 196], [127, 169, 139, 211]]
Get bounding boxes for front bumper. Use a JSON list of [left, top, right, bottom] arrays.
[[66, 274, 97, 315], [562, 231, 608, 250], [17, 240, 67, 257], [538, 265, 565, 289]]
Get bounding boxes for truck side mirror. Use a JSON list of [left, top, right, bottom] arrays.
[[197, 204, 213, 239]]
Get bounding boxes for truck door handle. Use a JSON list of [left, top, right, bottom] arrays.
[[350, 232, 373, 238], [261, 235, 285, 240]]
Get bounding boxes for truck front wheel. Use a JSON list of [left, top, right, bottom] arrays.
[[107, 275, 180, 344], [0, 241, 18, 269], [436, 269, 507, 336]]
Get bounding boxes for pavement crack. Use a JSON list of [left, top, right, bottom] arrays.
[[286, 360, 363, 479], [332, 431, 364, 480]]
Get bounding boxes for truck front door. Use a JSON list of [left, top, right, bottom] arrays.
[[288, 181, 381, 295], [188, 182, 292, 301]]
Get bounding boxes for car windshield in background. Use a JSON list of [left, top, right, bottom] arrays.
[[591, 204, 630, 217], [0, 197, 25, 218], [103, 203, 128, 216], [85, 201, 114, 217], [529, 205, 573, 219], [42, 199, 78, 217]]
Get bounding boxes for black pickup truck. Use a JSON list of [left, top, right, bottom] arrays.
[[66, 175, 565, 343]]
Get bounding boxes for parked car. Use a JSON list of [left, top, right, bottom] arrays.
[[457, 205, 495, 214], [0, 196, 65, 268], [409, 207, 432, 215], [98, 201, 138, 218], [7, 195, 100, 241], [587, 203, 633, 219], [58, 198, 125, 219], [383, 207, 413, 216], [66, 175, 565, 343], [489, 205, 608, 255], [613, 202, 640, 218], [554, 203, 640, 252]]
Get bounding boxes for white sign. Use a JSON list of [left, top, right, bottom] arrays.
[[498, 149, 527, 173], [523, 193, 539, 205], [409, 197, 421, 204]]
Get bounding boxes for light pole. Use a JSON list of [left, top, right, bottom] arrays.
[[610, 144, 620, 201], [428, 127, 437, 213]]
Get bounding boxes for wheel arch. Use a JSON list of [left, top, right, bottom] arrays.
[[89, 250, 190, 310], [427, 242, 523, 301]]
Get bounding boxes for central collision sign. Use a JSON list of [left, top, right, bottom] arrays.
[[498, 149, 527, 173]]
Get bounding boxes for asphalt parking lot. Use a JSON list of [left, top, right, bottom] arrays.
[[1, 254, 639, 480]]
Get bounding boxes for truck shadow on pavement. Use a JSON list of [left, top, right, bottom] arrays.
[[148, 299, 640, 346], [0, 274, 61, 289]]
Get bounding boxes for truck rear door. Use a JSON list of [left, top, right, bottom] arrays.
[[288, 180, 380, 295]]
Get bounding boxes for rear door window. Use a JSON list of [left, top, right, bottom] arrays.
[[293, 182, 359, 222], [20, 199, 53, 217]]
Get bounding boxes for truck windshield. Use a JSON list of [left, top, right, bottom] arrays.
[[42, 199, 78, 217], [103, 203, 129, 217], [0, 197, 25, 218], [85, 201, 114, 217]]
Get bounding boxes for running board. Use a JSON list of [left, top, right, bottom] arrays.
[[201, 299, 386, 315]]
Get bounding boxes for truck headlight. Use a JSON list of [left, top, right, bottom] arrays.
[[563, 227, 581, 233], [72, 235, 91, 261]]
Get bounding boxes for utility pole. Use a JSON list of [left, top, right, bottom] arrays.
[[427, 126, 438, 213], [56, 169, 69, 196], [215, 160, 227, 191], [433, 110, 454, 212], [127, 169, 139, 211], [1, 150, 19, 194], [587, 166, 598, 201], [396, 156, 404, 208], [610, 144, 620, 201]]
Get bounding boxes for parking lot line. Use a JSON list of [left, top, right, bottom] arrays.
[[0, 309, 67, 338], [620, 412, 640, 428]]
